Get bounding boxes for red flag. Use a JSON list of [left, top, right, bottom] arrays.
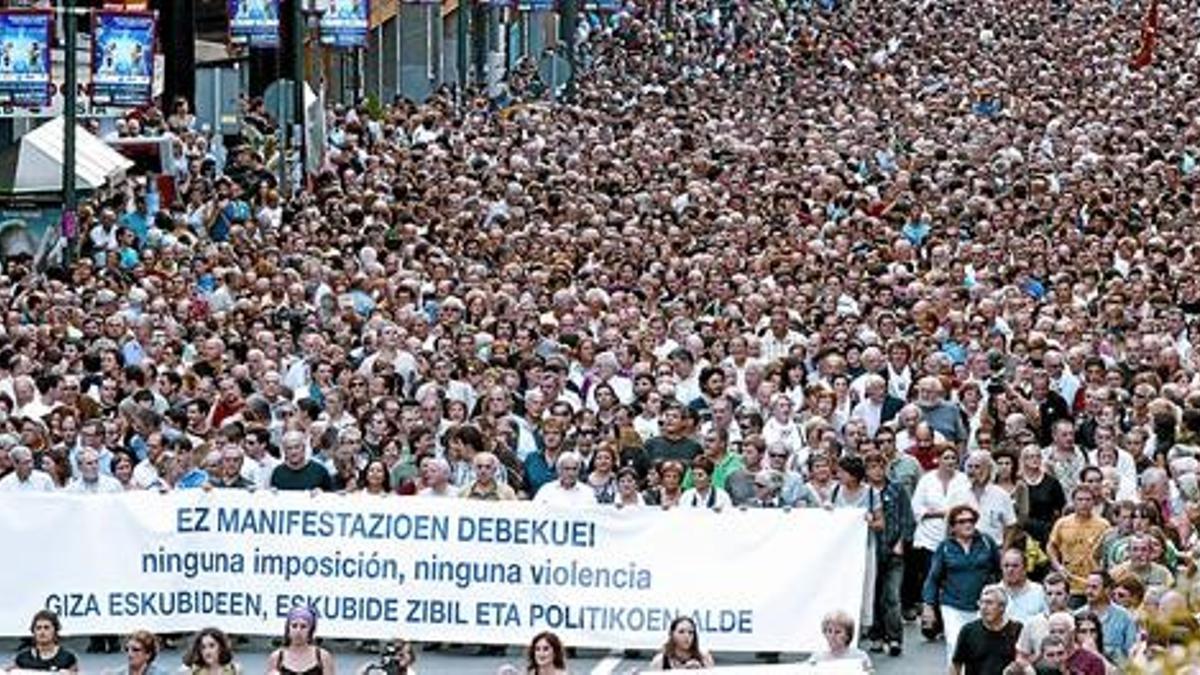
[[1131, 0, 1160, 69]]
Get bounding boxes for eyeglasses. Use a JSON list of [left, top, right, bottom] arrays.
[[954, 518, 976, 525], [125, 645, 145, 653], [768, 452, 788, 458]]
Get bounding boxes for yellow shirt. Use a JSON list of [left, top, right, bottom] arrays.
[[1049, 513, 1110, 593]]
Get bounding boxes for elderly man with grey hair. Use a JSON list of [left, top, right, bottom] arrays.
[[849, 373, 905, 437], [0, 445, 55, 492], [949, 449, 1018, 545], [65, 448, 123, 494], [914, 376, 968, 444], [950, 584, 1022, 675], [1042, 611, 1106, 673], [0, 432, 16, 478], [533, 451, 596, 507], [416, 456, 455, 498]]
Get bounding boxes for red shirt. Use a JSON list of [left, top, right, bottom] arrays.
[[1066, 648, 1107, 675]]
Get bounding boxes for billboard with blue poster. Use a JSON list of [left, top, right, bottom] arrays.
[[319, 0, 370, 48], [0, 10, 52, 109], [91, 10, 156, 107], [229, 0, 280, 49]]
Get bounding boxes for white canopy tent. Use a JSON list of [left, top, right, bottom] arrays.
[[1, 116, 133, 196]]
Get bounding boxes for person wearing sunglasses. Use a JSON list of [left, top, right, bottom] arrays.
[[111, 630, 166, 675], [922, 504, 1002, 665]]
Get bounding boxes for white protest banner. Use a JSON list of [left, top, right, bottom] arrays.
[[1, 492, 866, 652]]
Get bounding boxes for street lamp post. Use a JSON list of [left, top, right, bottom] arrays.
[[62, 0, 78, 263], [292, 0, 306, 192], [562, 0, 577, 100], [456, 0, 469, 105]]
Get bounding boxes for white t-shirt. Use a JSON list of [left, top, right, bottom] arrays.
[[0, 470, 56, 492], [911, 471, 971, 551], [534, 481, 598, 508], [948, 483, 1017, 544], [1004, 581, 1048, 624], [65, 475, 124, 494], [680, 487, 733, 511]]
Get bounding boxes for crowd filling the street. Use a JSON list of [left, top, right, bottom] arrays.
[[4, 0, 1200, 672]]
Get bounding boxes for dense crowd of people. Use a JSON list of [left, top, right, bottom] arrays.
[[4, 0, 1200, 671]]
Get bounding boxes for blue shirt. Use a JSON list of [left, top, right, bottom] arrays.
[[1079, 603, 1137, 661], [177, 469, 210, 489], [121, 210, 149, 244], [522, 452, 558, 496], [923, 533, 1000, 611]]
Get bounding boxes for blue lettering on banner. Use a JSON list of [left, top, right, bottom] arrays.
[[273, 595, 400, 622], [211, 507, 451, 541], [142, 547, 244, 578], [413, 554, 522, 589], [455, 516, 597, 547], [175, 506, 210, 532], [528, 604, 753, 634], [404, 599, 470, 625], [475, 601, 522, 627], [44, 593, 101, 618], [46, 590, 267, 621], [527, 558, 651, 590], [177, 508, 600, 548]]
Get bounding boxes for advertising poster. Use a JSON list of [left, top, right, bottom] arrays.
[[319, 0, 370, 48], [229, 0, 280, 48], [518, 0, 557, 9], [0, 10, 52, 109], [91, 10, 157, 107]]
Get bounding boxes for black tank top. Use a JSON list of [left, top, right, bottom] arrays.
[[278, 647, 323, 675]]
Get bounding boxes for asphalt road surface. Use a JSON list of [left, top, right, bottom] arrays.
[[0, 623, 945, 673]]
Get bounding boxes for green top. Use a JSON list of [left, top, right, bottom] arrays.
[[682, 451, 746, 491]]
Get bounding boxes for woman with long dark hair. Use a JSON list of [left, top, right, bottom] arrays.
[[181, 627, 241, 675], [525, 631, 568, 675], [647, 616, 715, 670]]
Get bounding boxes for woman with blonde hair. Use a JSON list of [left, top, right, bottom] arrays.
[[806, 610, 872, 670]]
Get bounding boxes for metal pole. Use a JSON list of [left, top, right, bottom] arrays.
[[562, 0, 577, 100], [293, 0, 306, 192], [472, 2, 486, 85], [426, 6, 434, 84], [456, 0, 469, 99], [63, 0, 78, 263]]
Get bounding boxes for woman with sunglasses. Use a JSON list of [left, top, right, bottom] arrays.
[[922, 504, 1002, 665], [108, 630, 166, 675]]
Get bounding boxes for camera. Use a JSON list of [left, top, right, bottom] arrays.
[[985, 351, 1007, 395], [363, 641, 412, 675]]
